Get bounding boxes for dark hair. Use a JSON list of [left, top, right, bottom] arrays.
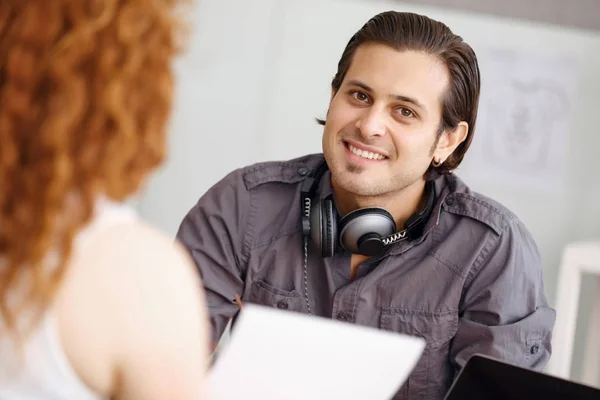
[[318, 11, 480, 174]]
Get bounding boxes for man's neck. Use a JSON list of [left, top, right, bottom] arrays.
[[332, 178, 427, 231]]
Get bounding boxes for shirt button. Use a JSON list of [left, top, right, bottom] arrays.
[[445, 194, 456, 206], [530, 344, 540, 355], [336, 312, 350, 322], [276, 300, 289, 310], [297, 166, 308, 176]]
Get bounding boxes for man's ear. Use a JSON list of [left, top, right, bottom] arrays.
[[434, 121, 468, 162]]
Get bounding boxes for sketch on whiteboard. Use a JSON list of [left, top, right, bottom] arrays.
[[483, 78, 570, 171], [463, 47, 580, 191]]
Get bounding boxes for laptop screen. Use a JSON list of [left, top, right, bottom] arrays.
[[444, 354, 600, 400]]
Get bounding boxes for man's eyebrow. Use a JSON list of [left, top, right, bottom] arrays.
[[346, 79, 427, 111], [347, 79, 374, 94], [392, 94, 426, 111]]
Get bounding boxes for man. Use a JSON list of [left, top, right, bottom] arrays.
[[176, 10, 556, 400]]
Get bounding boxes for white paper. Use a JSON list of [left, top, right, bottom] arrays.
[[462, 47, 580, 192], [208, 304, 425, 400]]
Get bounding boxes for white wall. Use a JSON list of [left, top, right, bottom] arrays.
[[135, 0, 600, 383], [134, 0, 280, 235]]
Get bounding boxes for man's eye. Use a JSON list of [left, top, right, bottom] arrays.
[[352, 91, 369, 102], [398, 107, 414, 118]]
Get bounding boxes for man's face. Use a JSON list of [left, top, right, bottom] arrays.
[[322, 43, 450, 197]]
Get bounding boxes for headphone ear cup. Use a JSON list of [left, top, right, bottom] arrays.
[[309, 198, 338, 257], [309, 199, 323, 253], [338, 207, 396, 255], [321, 199, 338, 257]]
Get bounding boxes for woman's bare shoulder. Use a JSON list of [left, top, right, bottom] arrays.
[[58, 218, 210, 399]]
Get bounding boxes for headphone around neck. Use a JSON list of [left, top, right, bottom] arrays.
[[300, 159, 436, 258]]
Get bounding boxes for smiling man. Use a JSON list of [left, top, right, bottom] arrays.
[[176, 11, 556, 400]]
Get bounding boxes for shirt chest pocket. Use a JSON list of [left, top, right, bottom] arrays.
[[248, 280, 305, 312], [380, 309, 458, 400]]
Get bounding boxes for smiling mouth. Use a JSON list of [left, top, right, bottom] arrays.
[[345, 142, 387, 161]]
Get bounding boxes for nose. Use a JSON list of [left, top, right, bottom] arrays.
[[355, 107, 386, 139]]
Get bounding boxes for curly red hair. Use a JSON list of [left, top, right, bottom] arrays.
[[0, 0, 189, 339]]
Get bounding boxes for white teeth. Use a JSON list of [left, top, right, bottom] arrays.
[[348, 144, 385, 160]]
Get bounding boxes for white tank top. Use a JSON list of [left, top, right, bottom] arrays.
[[0, 198, 138, 400]]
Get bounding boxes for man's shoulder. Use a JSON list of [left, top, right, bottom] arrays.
[[442, 174, 524, 236], [236, 153, 325, 191], [195, 154, 323, 209]]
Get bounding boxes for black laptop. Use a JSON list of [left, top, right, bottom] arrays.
[[444, 354, 600, 400]]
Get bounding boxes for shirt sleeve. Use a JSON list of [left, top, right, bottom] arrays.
[[175, 169, 251, 344], [449, 217, 556, 373]]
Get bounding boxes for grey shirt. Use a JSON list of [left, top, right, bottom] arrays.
[[176, 153, 556, 400]]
